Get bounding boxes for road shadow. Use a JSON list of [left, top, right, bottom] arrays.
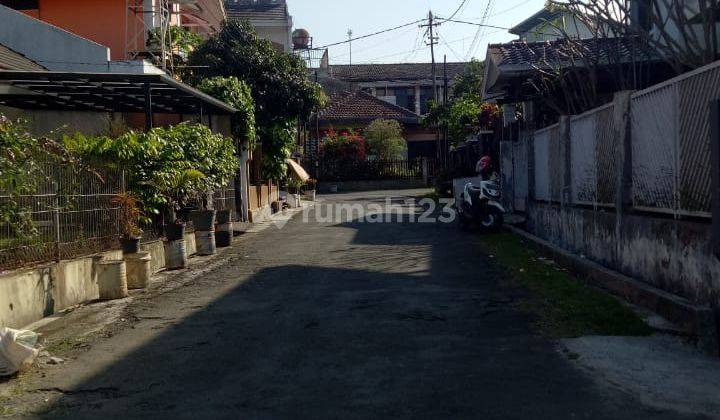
[[36, 195, 702, 419]]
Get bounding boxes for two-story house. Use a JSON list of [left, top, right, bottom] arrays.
[[225, 0, 293, 52], [508, 6, 594, 42], [0, 0, 226, 65], [322, 62, 468, 116]]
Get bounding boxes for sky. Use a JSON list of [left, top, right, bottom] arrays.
[[290, 0, 547, 65]]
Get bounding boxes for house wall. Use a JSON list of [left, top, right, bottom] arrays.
[[31, 0, 133, 61], [0, 3, 111, 71], [521, 14, 594, 42], [254, 25, 292, 53]]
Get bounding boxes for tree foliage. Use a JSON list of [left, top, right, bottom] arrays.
[[147, 26, 204, 69], [65, 123, 239, 216], [0, 116, 74, 238], [364, 119, 406, 159], [197, 76, 257, 148], [554, 0, 719, 73], [422, 60, 500, 146], [452, 60, 485, 98], [188, 20, 326, 179], [259, 121, 296, 180]]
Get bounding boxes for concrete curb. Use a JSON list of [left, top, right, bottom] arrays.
[[505, 225, 720, 357]]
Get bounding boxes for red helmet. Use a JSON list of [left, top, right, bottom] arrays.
[[479, 156, 492, 171]]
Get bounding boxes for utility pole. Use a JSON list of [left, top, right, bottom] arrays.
[[420, 11, 440, 102], [443, 55, 449, 167], [347, 29, 353, 66], [420, 11, 441, 162]]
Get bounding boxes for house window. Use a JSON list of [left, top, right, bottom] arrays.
[[376, 87, 387, 96]]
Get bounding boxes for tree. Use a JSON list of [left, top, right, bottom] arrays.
[[556, 0, 719, 74], [452, 60, 485, 98], [422, 60, 500, 146], [515, 0, 703, 119], [196, 76, 256, 148], [189, 20, 325, 126], [364, 119, 406, 159], [188, 20, 326, 179]]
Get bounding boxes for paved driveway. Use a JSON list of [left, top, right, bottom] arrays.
[[3, 190, 707, 419]]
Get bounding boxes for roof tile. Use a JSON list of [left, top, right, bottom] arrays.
[[318, 91, 420, 124]]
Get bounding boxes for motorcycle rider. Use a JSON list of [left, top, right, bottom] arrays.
[[475, 155, 498, 181]]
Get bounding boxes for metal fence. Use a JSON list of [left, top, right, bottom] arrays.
[[630, 60, 720, 217], [569, 103, 618, 206], [0, 164, 125, 271], [212, 180, 239, 221], [502, 60, 720, 219]]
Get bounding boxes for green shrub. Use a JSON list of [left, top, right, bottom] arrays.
[[65, 122, 239, 217], [196, 76, 256, 148]]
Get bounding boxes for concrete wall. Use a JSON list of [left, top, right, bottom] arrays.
[[527, 202, 720, 308], [254, 25, 292, 53], [0, 4, 111, 71], [0, 232, 199, 330]]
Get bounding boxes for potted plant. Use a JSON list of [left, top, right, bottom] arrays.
[[305, 178, 317, 201], [155, 169, 205, 241], [286, 177, 303, 208], [113, 192, 143, 254]]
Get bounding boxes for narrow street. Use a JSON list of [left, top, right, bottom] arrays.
[[1, 191, 706, 419]]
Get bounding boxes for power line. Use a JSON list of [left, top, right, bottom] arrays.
[[438, 31, 464, 62], [446, 0, 470, 21], [316, 19, 425, 49]]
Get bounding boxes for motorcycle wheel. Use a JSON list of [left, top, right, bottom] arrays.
[[479, 211, 503, 233]]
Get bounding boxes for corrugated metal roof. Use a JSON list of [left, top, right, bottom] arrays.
[[0, 44, 45, 71]]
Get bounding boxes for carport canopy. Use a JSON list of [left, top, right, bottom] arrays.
[[0, 70, 237, 116]]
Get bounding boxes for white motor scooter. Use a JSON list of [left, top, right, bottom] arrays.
[[457, 180, 506, 232]]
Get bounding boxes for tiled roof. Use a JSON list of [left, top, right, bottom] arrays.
[[318, 91, 420, 124], [487, 37, 658, 70], [329, 62, 469, 83], [0, 44, 45, 71], [225, 0, 289, 22]]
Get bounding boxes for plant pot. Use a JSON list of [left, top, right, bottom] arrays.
[[166, 221, 186, 241], [287, 194, 301, 208], [304, 190, 316, 201], [176, 207, 198, 223], [216, 210, 232, 225], [97, 260, 128, 300], [120, 236, 141, 254], [191, 210, 216, 231]]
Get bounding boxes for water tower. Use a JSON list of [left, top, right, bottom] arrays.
[[291, 28, 327, 69], [292, 29, 312, 50]]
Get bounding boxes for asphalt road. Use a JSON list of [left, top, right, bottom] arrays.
[[5, 190, 708, 419]]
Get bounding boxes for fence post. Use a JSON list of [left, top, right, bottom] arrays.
[[527, 126, 536, 202], [711, 100, 720, 258], [53, 176, 61, 263], [421, 157, 429, 186], [559, 116, 572, 206], [613, 91, 634, 265]]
